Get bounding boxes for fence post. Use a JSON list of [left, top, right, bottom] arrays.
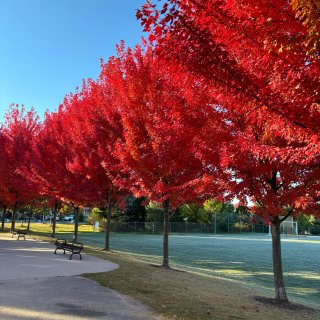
[[215, 212, 217, 234], [135, 222, 137, 233], [228, 212, 230, 233]]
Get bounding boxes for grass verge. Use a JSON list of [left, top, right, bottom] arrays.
[[83, 247, 319, 320]]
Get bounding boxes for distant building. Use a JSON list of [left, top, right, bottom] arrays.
[[83, 207, 91, 217]]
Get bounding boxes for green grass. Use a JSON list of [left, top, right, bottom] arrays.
[[83, 248, 319, 320], [74, 232, 320, 308], [4, 221, 94, 234]]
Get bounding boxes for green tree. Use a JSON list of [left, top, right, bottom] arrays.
[[297, 213, 315, 234], [87, 208, 105, 227], [203, 200, 237, 232], [121, 196, 146, 222], [177, 203, 209, 223], [146, 201, 164, 222]]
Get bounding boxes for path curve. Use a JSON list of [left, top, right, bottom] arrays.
[[0, 234, 160, 320]]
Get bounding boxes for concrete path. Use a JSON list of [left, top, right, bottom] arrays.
[[0, 235, 161, 320], [0, 236, 118, 280]]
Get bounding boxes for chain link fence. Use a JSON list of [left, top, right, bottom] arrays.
[[109, 221, 270, 234], [107, 212, 320, 235], [107, 221, 320, 235]]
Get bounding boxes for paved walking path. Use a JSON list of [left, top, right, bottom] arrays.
[[0, 234, 161, 320]]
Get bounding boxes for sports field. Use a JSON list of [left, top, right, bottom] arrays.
[[64, 231, 320, 308]]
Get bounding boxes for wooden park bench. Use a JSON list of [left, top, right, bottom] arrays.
[[11, 229, 27, 240], [54, 239, 83, 260]]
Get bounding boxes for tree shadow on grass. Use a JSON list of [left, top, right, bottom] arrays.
[[254, 296, 320, 315]]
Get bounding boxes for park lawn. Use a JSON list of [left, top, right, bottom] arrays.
[[83, 248, 319, 320], [4, 222, 94, 234], [76, 232, 320, 308]]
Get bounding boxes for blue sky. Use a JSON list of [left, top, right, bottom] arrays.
[[0, 0, 146, 121]]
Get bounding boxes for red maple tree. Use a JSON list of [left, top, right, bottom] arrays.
[[0, 105, 41, 231], [215, 108, 320, 301], [56, 79, 127, 249], [100, 43, 225, 268]]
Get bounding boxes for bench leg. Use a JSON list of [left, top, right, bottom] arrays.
[[69, 253, 73, 260]]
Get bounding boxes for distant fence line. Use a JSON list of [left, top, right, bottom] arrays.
[[110, 221, 268, 234], [108, 221, 320, 235]]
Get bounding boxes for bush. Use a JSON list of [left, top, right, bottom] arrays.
[[88, 208, 106, 228]]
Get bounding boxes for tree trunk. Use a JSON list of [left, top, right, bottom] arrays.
[[11, 202, 18, 232], [73, 207, 79, 242], [27, 213, 31, 231], [51, 200, 59, 238], [271, 217, 288, 302], [1, 205, 6, 231], [104, 210, 112, 251], [162, 199, 170, 269]]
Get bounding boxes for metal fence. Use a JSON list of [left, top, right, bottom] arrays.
[[109, 221, 270, 234], [108, 221, 320, 235]]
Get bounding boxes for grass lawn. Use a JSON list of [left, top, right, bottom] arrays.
[[83, 248, 319, 320], [72, 232, 320, 309], [4, 221, 94, 234]]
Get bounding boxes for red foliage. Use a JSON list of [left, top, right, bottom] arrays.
[[0, 105, 40, 208], [33, 88, 126, 210], [138, 0, 320, 218], [138, 0, 320, 165], [57, 78, 127, 209], [99, 44, 225, 208]]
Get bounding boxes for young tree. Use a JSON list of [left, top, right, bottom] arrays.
[[206, 108, 320, 302], [0, 105, 40, 231], [55, 78, 128, 249], [101, 44, 225, 268], [31, 111, 72, 238]]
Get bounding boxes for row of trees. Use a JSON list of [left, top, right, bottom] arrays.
[[136, 0, 320, 302], [1, 0, 319, 303]]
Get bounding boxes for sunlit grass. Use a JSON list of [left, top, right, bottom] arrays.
[[4, 222, 94, 234]]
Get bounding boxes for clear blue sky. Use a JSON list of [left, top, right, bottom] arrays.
[[0, 0, 146, 121]]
